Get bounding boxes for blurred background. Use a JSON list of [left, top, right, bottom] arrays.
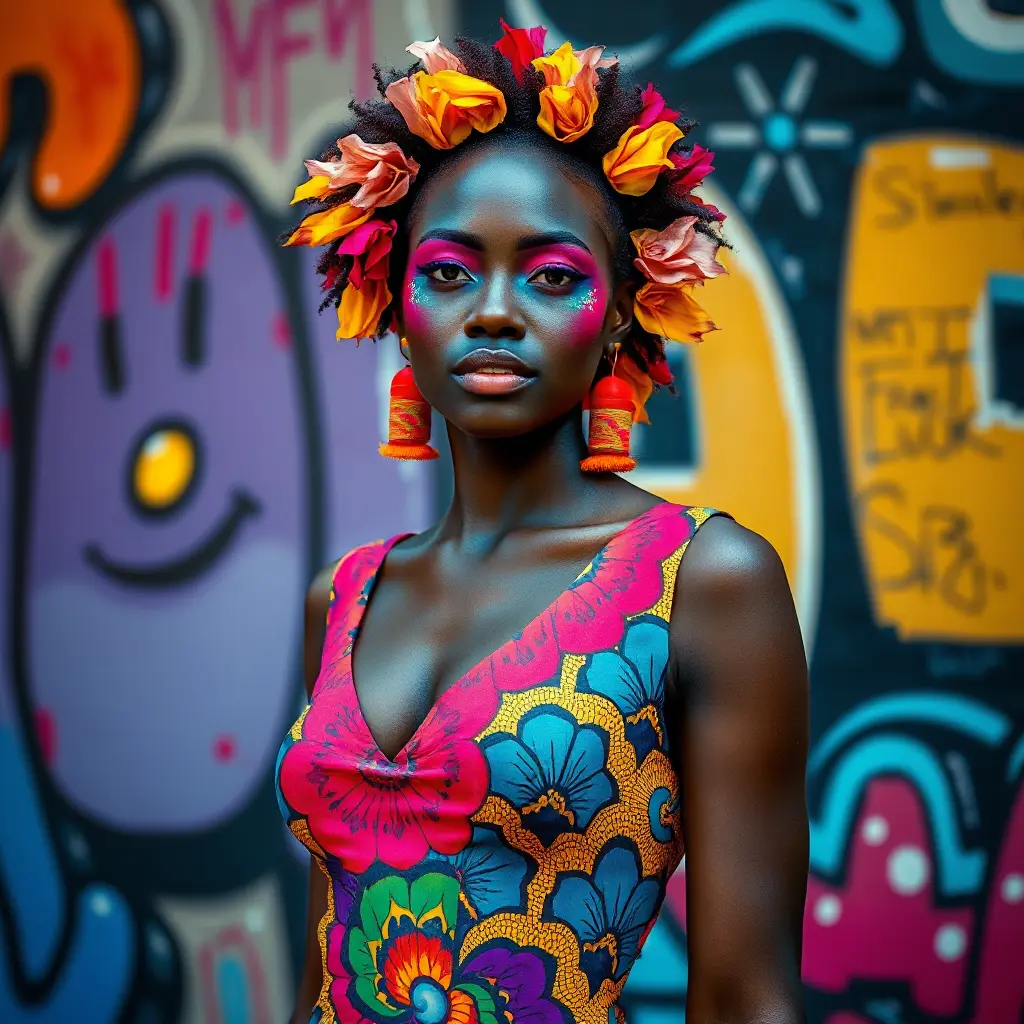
[[0, 1, 1021, 1022]]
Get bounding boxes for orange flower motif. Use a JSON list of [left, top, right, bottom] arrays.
[[532, 41, 616, 143], [293, 134, 420, 210], [385, 70, 506, 149], [406, 36, 465, 73], [602, 121, 683, 196], [631, 215, 726, 285], [282, 201, 371, 247], [634, 282, 718, 344]]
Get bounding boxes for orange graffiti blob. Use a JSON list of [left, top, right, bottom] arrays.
[[0, 2, 141, 209]]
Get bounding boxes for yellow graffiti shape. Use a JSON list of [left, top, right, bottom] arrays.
[[632, 187, 821, 648], [841, 137, 1024, 641], [0, 2, 140, 209]]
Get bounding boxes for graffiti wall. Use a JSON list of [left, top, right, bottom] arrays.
[[0, 2, 446, 1021], [0, 1, 1021, 1022]]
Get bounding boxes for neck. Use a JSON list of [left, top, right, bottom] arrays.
[[439, 410, 616, 553]]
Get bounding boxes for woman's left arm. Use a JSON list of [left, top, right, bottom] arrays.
[[670, 515, 809, 1024]]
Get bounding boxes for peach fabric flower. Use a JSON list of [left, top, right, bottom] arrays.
[[385, 71, 506, 149], [335, 220, 396, 340], [635, 83, 680, 129], [603, 121, 683, 195], [293, 135, 420, 210], [532, 42, 616, 143], [283, 202, 372, 247], [406, 36, 465, 73], [634, 282, 718, 343], [631, 216, 726, 285], [494, 18, 546, 82]]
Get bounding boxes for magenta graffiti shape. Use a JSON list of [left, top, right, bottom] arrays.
[[803, 778, 973, 1017], [214, 0, 374, 160], [26, 167, 307, 833]]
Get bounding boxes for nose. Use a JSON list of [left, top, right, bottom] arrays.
[[463, 272, 526, 341]]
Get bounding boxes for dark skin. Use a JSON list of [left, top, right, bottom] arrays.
[[290, 146, 809, 1024]]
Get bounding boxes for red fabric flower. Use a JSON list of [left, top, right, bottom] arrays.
[[494, 18, 547, 82], [486, 504, 693, 691], [669, 144, 715, 193], [636, 82, 680, 129]]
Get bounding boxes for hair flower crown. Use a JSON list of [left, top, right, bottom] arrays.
[[283, 22, 727, 419]]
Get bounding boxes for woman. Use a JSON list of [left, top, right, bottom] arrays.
[[277, 23, 808, 1024]]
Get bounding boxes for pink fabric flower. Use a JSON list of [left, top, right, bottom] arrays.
[[631, 215, 726, 285], [485, 504, 692, 691], [303, 134, 419, 210], [406, 36, 465, 73], [336, 219, 395, 289], [636, 82, 680, 129], [668, 143, 714, 193], [494, 18, 547, 82]]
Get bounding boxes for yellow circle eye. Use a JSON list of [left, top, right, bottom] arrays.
[[133, 428, 196, 510]]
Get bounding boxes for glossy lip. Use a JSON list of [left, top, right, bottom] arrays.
[[451, 349, 536, 376], [84, 489, 261, 589]]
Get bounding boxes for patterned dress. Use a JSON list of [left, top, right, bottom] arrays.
[[276, 502, 722, 1024]]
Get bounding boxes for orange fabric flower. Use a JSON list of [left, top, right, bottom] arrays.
[[294, 134, 420, 210], [532, 42, 616, 143], [616, 352, 655, 424], [634, 282, 718, 343], [602, 121, 683, 196], [282, 202, 372, 247], [335, 219, 395, 340], [385, 71, 506, 149], [631, 215, 726, 285], [406, 36, 465, 73]]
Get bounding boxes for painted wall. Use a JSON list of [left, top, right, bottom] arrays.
[[0, 1, 1022, 1023]]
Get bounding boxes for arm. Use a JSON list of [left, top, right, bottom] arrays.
[[670, 517, 809, 1024], [289, 563, 337, 1024]]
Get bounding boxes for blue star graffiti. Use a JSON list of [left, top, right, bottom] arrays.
[[707, 57, 854, 218]]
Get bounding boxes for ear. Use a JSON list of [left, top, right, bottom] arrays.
[[606, 281, 634, 351]]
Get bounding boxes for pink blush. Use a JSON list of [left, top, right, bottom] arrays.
[[563, 283, 608, 346]]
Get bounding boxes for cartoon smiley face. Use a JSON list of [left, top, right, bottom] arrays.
[[26, 167, 308, 832]]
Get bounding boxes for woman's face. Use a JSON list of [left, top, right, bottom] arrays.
[[398, 144, 631, 439]]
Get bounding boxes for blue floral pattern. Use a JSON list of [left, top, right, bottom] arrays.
[[550, 842, 662, 996], [579, 619, 670, 764], [484, 708, 616, 846]]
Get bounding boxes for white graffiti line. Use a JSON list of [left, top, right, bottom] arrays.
[[941, 0, 1024, 53]]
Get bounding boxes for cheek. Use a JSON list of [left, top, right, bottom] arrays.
[[401, 276, 437, 337], [561, 284, 608, 347]]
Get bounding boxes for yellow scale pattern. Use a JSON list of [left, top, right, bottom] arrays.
[[462, 532, 697, 1023]]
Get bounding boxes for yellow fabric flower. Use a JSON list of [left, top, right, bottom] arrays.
[[532, 41, 615, 143], [337, 277, 392, 341], [603, 121, 684, 196], [633, 282, 718, 343], [282, 202, 372, 247], [385, 70, 506, 149]]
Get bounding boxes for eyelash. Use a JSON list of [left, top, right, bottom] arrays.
[[416, 260, 587, 292]]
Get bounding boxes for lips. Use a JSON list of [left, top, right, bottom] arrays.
[[451, 349, 536, 396]]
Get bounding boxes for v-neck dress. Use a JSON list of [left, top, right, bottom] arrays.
[[276, 503, 723, 1024]]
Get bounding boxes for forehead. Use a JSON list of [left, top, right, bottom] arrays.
[[408, 145, 614, 257]]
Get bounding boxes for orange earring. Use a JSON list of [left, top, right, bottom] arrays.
[[379, 355, 439, 461], [581, 347, 636, 473]]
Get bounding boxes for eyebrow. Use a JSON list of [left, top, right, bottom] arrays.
[[416, 228, 592, 253]]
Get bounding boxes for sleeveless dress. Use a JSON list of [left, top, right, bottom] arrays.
[[276, 502, 722, 1024]]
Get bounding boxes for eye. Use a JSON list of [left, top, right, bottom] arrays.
[[528, 265, 585, 290], [421, 261, 474, 284], [128, 421, 202, 517]]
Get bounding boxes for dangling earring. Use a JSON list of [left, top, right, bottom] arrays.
[[379, 341, 439, 461], [581, 344, 636, 473]]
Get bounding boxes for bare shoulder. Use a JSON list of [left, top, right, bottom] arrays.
[[670, 514, 806, 692], [305, 559, 340, 622], [677, 514, 793, 609]]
